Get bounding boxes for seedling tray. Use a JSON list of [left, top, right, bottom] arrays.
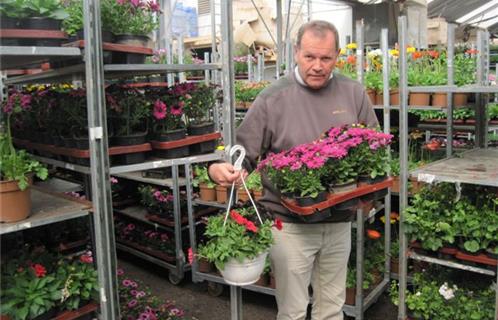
[[281, 178, 393, 216], [0, 29, 67, 39], [150, 132, 221, 150]]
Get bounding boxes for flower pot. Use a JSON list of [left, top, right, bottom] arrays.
[[390, 89, 400, 105], [114, 34, 150, 47], [252, 189, 263, 201], [112, 52, 146, 64], [76, 29, 114, 43], [390, 258, 399, 274], [199, 183, 216, 202], [219, 251, 268, 286], [113, 131, 147, 146], [329, 180, 357, 194], [21, 18, 61, 30], [375, 92, 384, 105], [431, 92, 447, 108], [409, 92, 430, 106], [269, 273, 276, 289], [0, 178, 32, 223], [453, 92, 468, 107], [0, 16, 21, 28], [391, 176, 400, 193], [187, 122, 215, 136], [237, 188, 250, 203], [294, 191, 327, 207], [197, 258, 213, 273], [367, 89, 376, 105], [189, 140, 217, 156], [345, 287, 356, 305], [215, 185, 228, 204]]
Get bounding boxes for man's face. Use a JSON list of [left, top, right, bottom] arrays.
[[294, 30, 338, 89]]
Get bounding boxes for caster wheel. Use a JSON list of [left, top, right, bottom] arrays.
[[207, 281, 224, 296], [168, 273, 183, 285]]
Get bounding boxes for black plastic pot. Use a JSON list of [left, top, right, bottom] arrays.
[[187, 122, 215, 136], [333, 197, 359, 211], [154, 128, 186, 142], [76, 29, 114, 43], [21, 18, 61, 30], [155, 146, 190, 159], [113, 132, 147, 146], [189, 140, 216, 156], [113, 152, 146, 165], [0, 16, 21, 28], [114, 34, 150, 47], [295, 191, 327, 207]]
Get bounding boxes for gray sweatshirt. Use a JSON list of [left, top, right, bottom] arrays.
[[236, 71, 378, 222]]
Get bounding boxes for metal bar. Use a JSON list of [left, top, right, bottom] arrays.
[[381, 28, 392, 281], [476, 30, 486, 148], [257, 53, 264, 81], [220, 0, 235, 148], [83, 0, 119, 318], [249, 0, 278, 48], [276, 0, 283, 79], [248, 54, 254, 82], [397, 15, 408, 320], [446, 24, 455, 158], [210, 0, 217, 62], [178, 34, 186, 82], [171, 165, 185, 280], [31, 156, 91, 174], [307, 0, 311, 21], [408, 251, 495, 276], [355, 208, 365, 319], [356, 20, 364, 84], [185, 164, 200, 283], [230, 286, 243, 320], [116, 243, 179, 270], [204, 52, 211, 84], [284, 0, 293, 74]]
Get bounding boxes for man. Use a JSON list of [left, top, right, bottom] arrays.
[[209, 20, 378, 320]]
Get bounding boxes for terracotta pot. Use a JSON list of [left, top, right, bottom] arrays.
[[254, 273, 269, 287], [0, 178, 32, 223], [390, 89, 400, 105], [390, 258, 399, 274], [345, 287, 356, 305], [391, 176, 400, 193], [197, 258, 213, 273], [367, 89, 376, 105], [237, 188, 250, 203], [431, 92, 447, 107], [375, 92, 384, 105], [199, 183, 216, 202], [252, 189, 263, 201], [453, 92, 468, 106], [215, 185, 227, 204], [409, 92, 430, 106]]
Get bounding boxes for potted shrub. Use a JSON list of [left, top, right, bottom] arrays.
[[192, 165, 216, 202], [196, 205, 279, 285], [1, 90, 48, 223]]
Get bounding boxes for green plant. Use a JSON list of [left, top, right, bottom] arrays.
[[3, 0, 69, 19], [192, 165, 216, 188], [183, 83, 217, 126], [0, 0, 28, 18], [488, 103, 498, 120], [324, 156, 357, 185], [453, 107, 475, 121], [234, 81, 269, 103], [245, 171, 262, 192], [364, 70, 382, 92], [138, 184, 174, 216], [107, 87, 150, 136], [58, 255, 99, 310], [454, 52, 476, 86], [106, 0, 160, 36], [61, 0, 82, 35], [197, 206, 275, 270], [1, 90, 48, 190]]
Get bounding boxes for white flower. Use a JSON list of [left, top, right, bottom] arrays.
[[415, 291, 421, 296], [438, 282, 455, 300], [367, 49, 382, 58]]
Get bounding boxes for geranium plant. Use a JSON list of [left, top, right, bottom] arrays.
[[197, 206, 278, 270], [107, 0, 161, 36], [1, 90, 48, 190], [1, 0, 69, 20]]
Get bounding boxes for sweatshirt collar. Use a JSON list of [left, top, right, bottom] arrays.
[[294, 66, 334, 87]]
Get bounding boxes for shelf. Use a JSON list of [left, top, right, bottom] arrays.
[[408, 250, 496, 276], [32, 155, 91, 174], [194, 272, 276, 296], [417, 123, 498, 132], [116, 242, 179, 271], [114, 171, 186, 187], [410, 148, 498, 187], [194, 199, 227, 209], [0, 187, 91, 235], [343, 279, 390, 316], [5, 62, 222, 85], [409, 85, 498, 94], [0, 46, 81, 70]]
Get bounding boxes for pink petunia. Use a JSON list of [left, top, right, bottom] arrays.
[[153, 99, 167, 120]]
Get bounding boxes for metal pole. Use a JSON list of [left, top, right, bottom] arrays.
[[381, 28, 392, 280], [220, 0, 236, 152], [475, 30, 486, 148], [446, 24, 455, 157], [210, 0, 217, 62], [83, 0, 119, 318], [397, 15, 409, 320], [257, 53, 264, 82], [284, 0, 293, 76], [355, 208, 365, 320], [172, 164, 185, 280], [356, 20, 364, 84], [204, 52, 211, 84], [184, 164, 199, 282], [249, 0, 278, 48], [160, 0, 175, 85], [230, 286, 243, 320], [248, 54, 254, 82], [178, 34, 186, 82], [307, 0, 311, 21], [276, 0, 283, 79]]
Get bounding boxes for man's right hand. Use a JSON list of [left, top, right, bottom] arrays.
[[208, 162, 247, 187]]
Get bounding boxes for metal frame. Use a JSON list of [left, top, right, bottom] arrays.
[[397, 15, 498, 320]]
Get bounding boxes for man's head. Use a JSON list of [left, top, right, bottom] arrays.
[[294, 20, 340, 89]]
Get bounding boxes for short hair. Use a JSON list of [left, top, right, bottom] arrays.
[[295, 20, 340, 53]]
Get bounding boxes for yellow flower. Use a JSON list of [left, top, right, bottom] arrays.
[[37, 85, 46, 91], [389, 49, 399, 57], [340, 48, 346, 55], [406, 46, 416, 53], [216, 145, 225, 151], [346, 42, 357, 50]]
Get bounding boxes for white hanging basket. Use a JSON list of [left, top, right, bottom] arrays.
[[219, 251, 268, 286]]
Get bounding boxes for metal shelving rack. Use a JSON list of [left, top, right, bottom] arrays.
[[396, 16, 498, 320], [0, 0, 236, 318]]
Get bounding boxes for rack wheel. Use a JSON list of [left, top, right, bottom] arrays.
[[168, 273, 183, 285], [207, 281, 224, 296]]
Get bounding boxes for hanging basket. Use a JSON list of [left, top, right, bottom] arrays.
[[219, 251, 268, 286]]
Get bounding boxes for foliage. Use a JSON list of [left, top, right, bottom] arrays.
[[106, 0, 160, 36], [234, 81, 269, 103], [0, 0, 69, 19], [454, 51, 476, 86], [1, 90, 48, 190], [61, 0, 82, 36], [233, 55, 256, 74], [107, 87, 150, 136], [245, 171, 262, 192], [192, 165, 216, 188], [183, 83, 217, 126], [408, 50, 447, 86], [488, 103, 498, 120], [138, 184, 174, 217], [197, 206, 275, 270]]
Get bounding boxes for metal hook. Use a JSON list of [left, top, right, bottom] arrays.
[[229, 145, 246, 171]]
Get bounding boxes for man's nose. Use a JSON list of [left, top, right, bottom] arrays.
[[312, 58, 323, 71]]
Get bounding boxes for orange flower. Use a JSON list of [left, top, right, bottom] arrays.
[[412, 51, 424, 60], [427, 50, 439, 59], [465, 49, 478, 55], [347, 55, 356, 65], [366, 229, 381, 240]]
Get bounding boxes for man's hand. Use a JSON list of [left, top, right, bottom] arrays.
[[208, 162, 248, 187]]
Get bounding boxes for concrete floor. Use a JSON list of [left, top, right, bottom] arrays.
[[119, 253, 398, 320]]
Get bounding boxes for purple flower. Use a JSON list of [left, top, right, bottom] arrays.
[[153, 100, 167, 120], [136, 291, 146, 298], [117, 268, 124, 276], [131, 289, 138, 296], [130, 281, 138, 288], [122, 279, 132, 287], [127, 299, 138, 308]]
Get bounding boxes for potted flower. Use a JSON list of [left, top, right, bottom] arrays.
[[106, 0, 161, 47], [453, 49, 477, 106], [62, 0, 114, 42], [192, 165, 216, 202], [196, 205, 279, 285], [183, 83, 217, 136], [1, 90, 48, 223], [245, 171, 263, 200], [138, 184, 174, 218], [234, 81, 269, 109]]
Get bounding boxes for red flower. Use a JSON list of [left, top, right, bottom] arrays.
[[230, 210, 247, 225], [366, 229, 381, 240], [273, 219, 283, 230], [346, 55, 356, 65], [245, 221, 259, 233], [465, 49, 478, 55], [187, 247, 194, 265], [80, 254, 93, 264], [427, 50, 439, 59], [31, 264, 47, 278]]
